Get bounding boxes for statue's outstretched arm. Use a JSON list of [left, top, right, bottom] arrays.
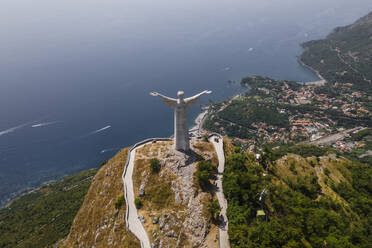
[[184, 90, 212, 108], [150, 92, 177, 108]]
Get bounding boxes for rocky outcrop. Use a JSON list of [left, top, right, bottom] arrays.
[[133, 140, 219, 248]]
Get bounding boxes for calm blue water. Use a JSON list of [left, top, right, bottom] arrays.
[[0, 0, 371, 206]]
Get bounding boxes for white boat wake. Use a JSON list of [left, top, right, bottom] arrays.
[[100, 147, 119, 154], [91, 125, 111, 134], [60, 125, 112, 145], [31, 121, 58, 128], [0, 121, 34, 136]]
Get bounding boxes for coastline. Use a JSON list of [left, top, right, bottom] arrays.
[[1, 177, 62, 209], [0, 39, 328, 211], [189, 108, 209, 136], [297, 57, 327, 85], [2, 109, 209, 209]]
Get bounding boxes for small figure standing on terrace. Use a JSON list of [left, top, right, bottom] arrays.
[[150, 90, 212, 151]]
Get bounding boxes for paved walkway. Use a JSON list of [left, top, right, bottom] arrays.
[[122, 143, 151, 248], [122, 135, 229, 248], [211, 136, 230, 248]]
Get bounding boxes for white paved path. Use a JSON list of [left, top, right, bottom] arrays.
[[211, 136, 230, 248], [123, 144, 151, 248], [122, 135, 229, 248]]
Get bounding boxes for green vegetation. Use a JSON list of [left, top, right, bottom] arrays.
[[220, 98, 289, 127], [203, 134, 209, 142], [135, 198, 143, 209], [241, 75, 300, 92], [195, 160, 217, 190], [259, 146, 275, 170], [351, 128, 372, 141], [301, 12, 372, 95], [286, 175, 321, 199], [223, 143, 372, 248], [272, 144, 329, 159], [207, 200, 221, 221], [344, 128, 372, 165], [204, 96, 290, 139], [0, 168, 97, 248], [223, 149, 266, 246], [114, 195, 125, 209], [150, 158, 161, 173]]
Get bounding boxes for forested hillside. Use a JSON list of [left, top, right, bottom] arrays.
[[218, 12, 372, 247], [301, 11, 372, 95], [0, 169, 97, 248], [223, 139, 372, 248]]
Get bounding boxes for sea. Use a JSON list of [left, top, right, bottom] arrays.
[[0, 0, 371, 206]]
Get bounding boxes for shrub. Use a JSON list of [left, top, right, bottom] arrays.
[[234, 146, 241, 153], [289, 162, 296, 174], [150, 158, 161, 173], [114, 195, 125, 209], [324, 178, 328, 185], [203, 134, 209, 142], [196, 160, 216, 189], [134, 198, 142, 209], [309, 160, 315, 167], [324, 167, 330, 176], [207, 200, 221, 221]]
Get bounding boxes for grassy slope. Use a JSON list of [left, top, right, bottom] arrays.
[[61, 147, 140, 248], [0, 168, 97, 248]]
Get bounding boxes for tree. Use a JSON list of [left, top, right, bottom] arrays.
[[259, 146, 275, 172], [195, 160, 216, 190], [114, 195, 125, 209]]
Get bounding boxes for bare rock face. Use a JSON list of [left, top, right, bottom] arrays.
[[139, 184, 145, 197], [161, 143, 213, 247], [139, 171, 149, 197]]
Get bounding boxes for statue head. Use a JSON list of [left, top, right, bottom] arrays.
[[177, 91, 184, 100]]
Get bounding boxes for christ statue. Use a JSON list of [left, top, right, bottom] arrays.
[[150, 90, 212, 151]]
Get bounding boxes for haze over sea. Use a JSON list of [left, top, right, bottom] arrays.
[[0, 0, 371, 206]]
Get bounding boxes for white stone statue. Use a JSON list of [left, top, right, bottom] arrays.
[[150, 90, 212, 151]]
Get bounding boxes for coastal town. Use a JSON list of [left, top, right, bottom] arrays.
[[203, 76, 371, 155]]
